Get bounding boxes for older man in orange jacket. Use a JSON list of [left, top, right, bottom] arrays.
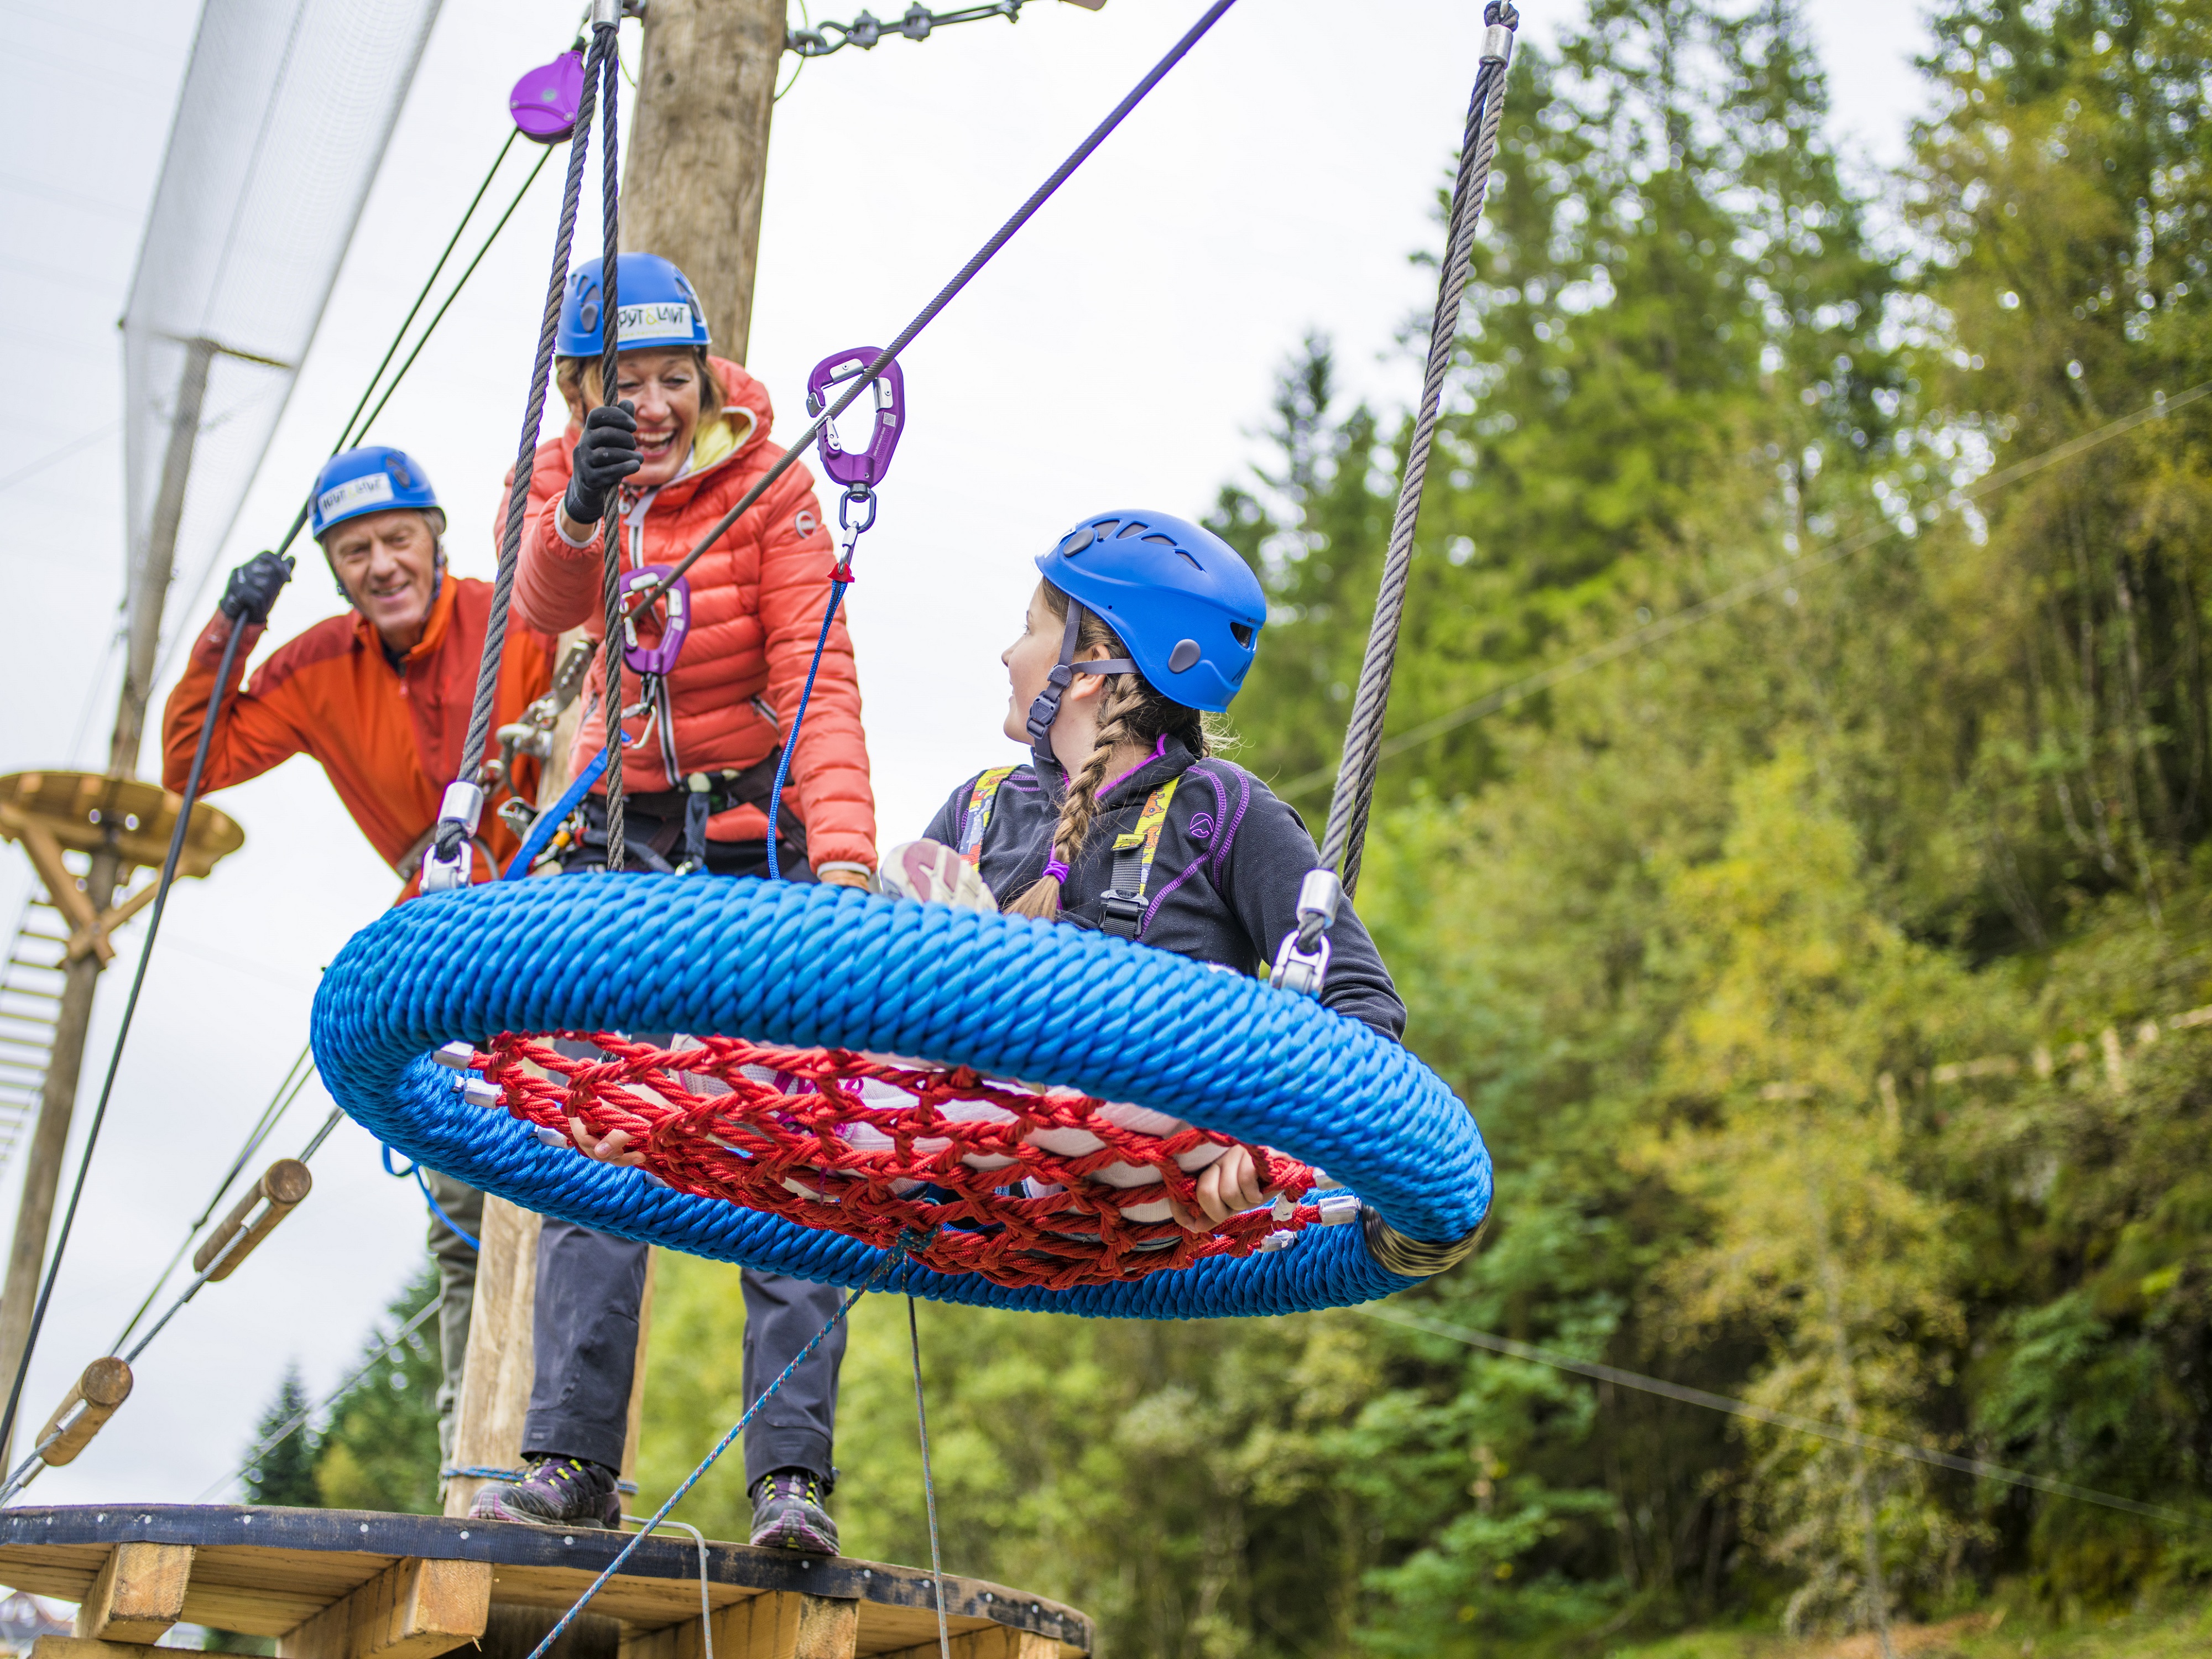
[[162, 444, 553, 1468]]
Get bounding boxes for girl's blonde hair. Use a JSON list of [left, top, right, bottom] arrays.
[[1006, 582, 1212, 922], [556, 347, 727, 427]]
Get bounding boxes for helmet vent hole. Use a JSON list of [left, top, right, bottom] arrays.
[[1116, 521, 1147, 539], [1230, 622, 1255, 647], [1168, 639, 1202, 674]]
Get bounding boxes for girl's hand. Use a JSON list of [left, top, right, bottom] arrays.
[[1171, 1145, 1279, 1230], [568, 1115, 646, 1167]]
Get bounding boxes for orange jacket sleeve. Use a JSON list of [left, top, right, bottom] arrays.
[[510, 437, 604, 635], [752, 464, 876, 871], [160, 612, 316, 793]]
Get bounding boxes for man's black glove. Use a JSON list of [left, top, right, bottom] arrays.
[[218, 550, 293, 626], [564, 400, 640, 525]]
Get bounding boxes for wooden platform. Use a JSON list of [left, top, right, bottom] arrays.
[[0, 1506, 1091, 1659]]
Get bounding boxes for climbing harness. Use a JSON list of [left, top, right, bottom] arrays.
[[761, 347, 907, 881], [1279, 3, 1520, 995], [1099, 777, 1179, 937], [956, 766, 1018, 864]]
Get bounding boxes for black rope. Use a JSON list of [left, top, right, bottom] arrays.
[[593, 32, 627, 873], [619, 0, 1243, 623], [440, 21, 614, 869], [1313, 4, 1519, 908], [0, 617, 252, 1457]]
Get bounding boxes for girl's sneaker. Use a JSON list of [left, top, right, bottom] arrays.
[[467, 1455, 622, 1528], [877, 839, 997, 911], [749, 1467, 839, 1554]]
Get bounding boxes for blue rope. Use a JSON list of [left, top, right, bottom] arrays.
[[504, 745, 612, 879], [310, 875, 1492, 1316], [382, 1144, 481, 1251], [763, 579, 847, 882]]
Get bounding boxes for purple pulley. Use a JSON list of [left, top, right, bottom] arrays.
[[510, 50, 585, 144], [805, 349, 906, 491], [618, 566, 691, 676]]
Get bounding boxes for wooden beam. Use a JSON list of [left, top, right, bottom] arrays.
[[2, 810, 109, 966], [61, 879, 160, 966], [444, 1194, 541, 1517], [794, 1595, 858, 1659], [879, 1635, 1088, 1659], [33, 1638, 163, 1659], [275, 1557, 491, 1659], [72, 1542, 193, 1642], [36, 1357, 133, 1466]]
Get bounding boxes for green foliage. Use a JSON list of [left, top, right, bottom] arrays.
[[310, 1264, 444, 1514], [243, 1365, 320, 1509]]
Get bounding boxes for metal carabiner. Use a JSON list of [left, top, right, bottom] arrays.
[[806, 348, 906, 492], [617, 565, 691, 677]]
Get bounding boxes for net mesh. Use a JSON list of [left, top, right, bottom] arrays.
[[121, 0, 443, 713], [477, 1032, 1323, 1291]]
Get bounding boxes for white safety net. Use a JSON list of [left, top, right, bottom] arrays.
[[119, 0, 444, 713]]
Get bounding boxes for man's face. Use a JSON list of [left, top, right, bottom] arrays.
[[324, 509, 440, 650]]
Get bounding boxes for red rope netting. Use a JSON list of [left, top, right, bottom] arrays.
[[474, 1032, 1321, 1290]]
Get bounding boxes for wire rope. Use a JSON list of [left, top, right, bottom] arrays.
[[908, 1297, 952, 1659]]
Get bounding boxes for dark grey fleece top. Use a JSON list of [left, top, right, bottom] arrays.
[[922, 736, 1406, 1040]]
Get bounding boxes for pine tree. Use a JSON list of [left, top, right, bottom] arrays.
[[242, 1365, 319, 1509]]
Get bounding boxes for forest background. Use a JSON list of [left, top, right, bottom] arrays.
[[240, 0, 2212, 1653]]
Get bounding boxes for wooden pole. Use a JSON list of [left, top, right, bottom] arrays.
[[621, 0, 783, 361]]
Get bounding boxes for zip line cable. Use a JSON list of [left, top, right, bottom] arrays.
[[617, 0, 1243, 622], [1360, 1305, 2209, 1531], [107, 1043, 317, 1354], [0, 618, 251, 1457], [196, 1292, 441, 1502], [1279, 378, 2212, 804]]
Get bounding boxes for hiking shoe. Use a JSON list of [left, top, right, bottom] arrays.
[[468, 1456, 622, 1528], [749, 1468, 839, 1554], [878, 839, 997, 911]]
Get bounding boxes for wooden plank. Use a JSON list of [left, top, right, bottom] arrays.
[[32, 1639, 161, 1659], [276, 1556, 491, 1659], [485, 1563, 760, 1629], [876, 1635, 1088, 1659], [723, 1593, 798, 1659], [73, 1542, 192, 1642], [621, 1249, 657, 1492], [445, 1195, 540, 1518], [795, 1595, 859, 1659]]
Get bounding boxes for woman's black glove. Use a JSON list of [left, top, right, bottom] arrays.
[[564, 400, 640, 524], [219, 550, 293, 625]]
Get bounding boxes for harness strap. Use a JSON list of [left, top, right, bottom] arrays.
[[671, 752, 809, 872], [1100, 777, 1180, 937], [957, 766, 1019, 866]]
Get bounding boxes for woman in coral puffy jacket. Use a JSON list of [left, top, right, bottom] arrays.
[[468, 254, 869, 1553], [506, 252, 877, 888]]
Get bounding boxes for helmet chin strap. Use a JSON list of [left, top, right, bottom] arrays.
[[1025, 599, 1135, 758]]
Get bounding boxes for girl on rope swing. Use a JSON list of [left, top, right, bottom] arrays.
[[465, 253, 875, 1553], [571, 511, 1408, 1446]]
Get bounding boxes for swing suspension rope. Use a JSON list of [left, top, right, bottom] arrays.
[[1296, 3, 1520, 957]]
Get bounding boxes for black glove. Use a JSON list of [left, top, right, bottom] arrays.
[[564, 400, 640, 524], [218, 550, 293, 626]]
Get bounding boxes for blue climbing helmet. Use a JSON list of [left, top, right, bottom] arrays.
[[310, 446, 441, 541], [1026, 509, 1265, 744], [556, 253, 712, 358]]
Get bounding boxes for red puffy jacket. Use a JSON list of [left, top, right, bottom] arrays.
[[507, 356, 876, 872]]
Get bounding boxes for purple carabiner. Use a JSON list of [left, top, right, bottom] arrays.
[[510, 50, 585, 144], [805, 348, 905, 491], [618, 566, 690, 676]]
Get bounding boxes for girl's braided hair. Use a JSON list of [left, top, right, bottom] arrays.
[[1006, 581, 1214, 923]]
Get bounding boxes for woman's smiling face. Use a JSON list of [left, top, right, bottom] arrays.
[[609, 348, 706, 488]]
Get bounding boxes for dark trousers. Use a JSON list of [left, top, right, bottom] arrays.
[[524, 823, 846, 1486]]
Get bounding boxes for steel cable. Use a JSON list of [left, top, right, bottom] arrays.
[[593, 33, 628, 872], [1311, 5, 1517, 912], [441, 21, 615, 872]]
